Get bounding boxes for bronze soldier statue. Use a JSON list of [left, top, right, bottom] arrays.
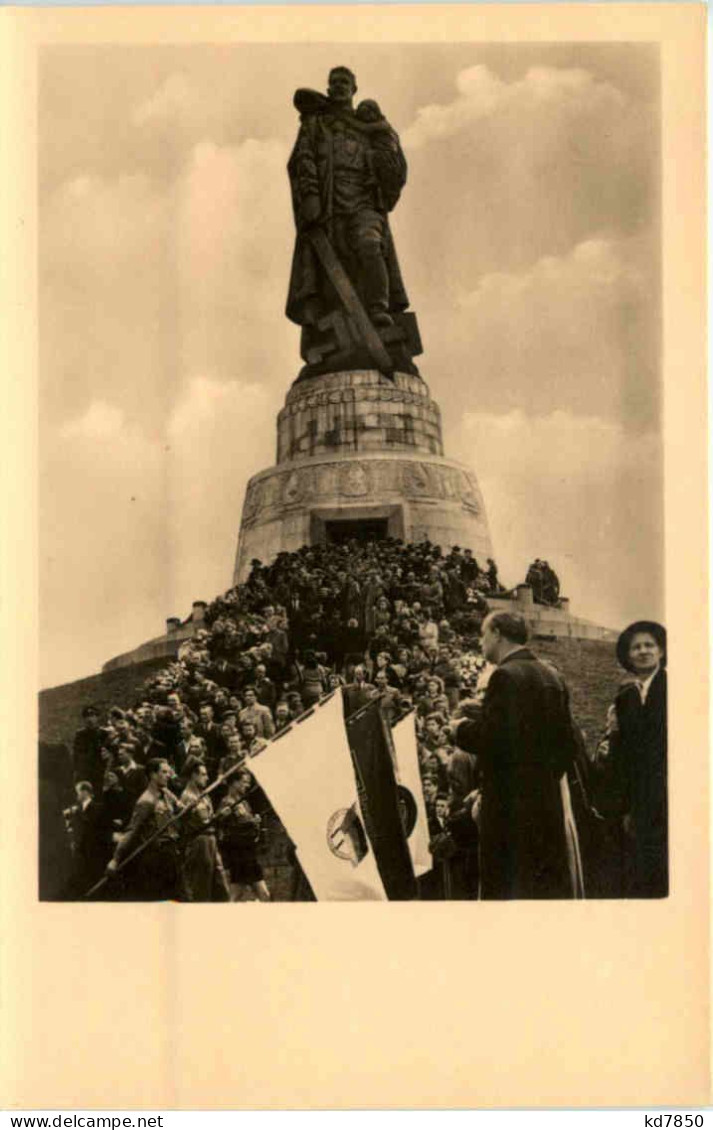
[[286, 66, 422, 379]]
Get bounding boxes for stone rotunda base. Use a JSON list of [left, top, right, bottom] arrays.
[[233, 369, 494, 583]]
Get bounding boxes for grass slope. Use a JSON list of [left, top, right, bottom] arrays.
[[39, 658, 169, 747], [39, 637, 620, 755], [531, 636, 619, 751]]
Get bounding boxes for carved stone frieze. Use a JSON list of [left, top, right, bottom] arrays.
[[369, 461, 398, 495], [402, 461, 432, 496], [315, 463, 339, 497], [460, 471, 482, 514], [283, 470, 304, 504], [438, 466, 460, 500], [339, 462, 370, 496], [243, 458, 485, 532], [261, 475, 282, 510]]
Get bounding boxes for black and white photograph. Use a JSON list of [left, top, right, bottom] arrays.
[[36, 38, 672, 905]]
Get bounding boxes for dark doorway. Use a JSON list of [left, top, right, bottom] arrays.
[[325, 518, 389, 545]]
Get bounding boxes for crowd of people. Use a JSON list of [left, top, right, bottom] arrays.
[[49, 537, 667, 904]]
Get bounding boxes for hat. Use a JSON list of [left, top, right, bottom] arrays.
[[616, 620, 667, 673], [81, 705, 99, 719]]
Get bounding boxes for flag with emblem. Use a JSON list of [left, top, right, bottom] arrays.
[[392, 711, 433, 879], [249, 691, 386, 901], [344, 697, 417, 900]]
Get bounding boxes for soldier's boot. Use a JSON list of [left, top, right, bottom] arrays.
[[361, 255, 393, 328]]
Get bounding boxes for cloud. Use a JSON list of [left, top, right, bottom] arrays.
[[39, 132, 298, 685], [40, 172, 172, 429], [430, 235, 659, 430], [395, 61, 659, 434], [42, 171, 168, 281], [59, 400, 125, 440], [398, 62, 656, 310], [163, 375, 276, 609], [40, 402, 168, 687], [40, 378, 278, 687], [173, 137, 295, 381], [132, 72, 197, 130], [41, 136, 296, 437], [451, 409, 663, 632], [402, 64, 626, 150], [131, 70, 249, 144]]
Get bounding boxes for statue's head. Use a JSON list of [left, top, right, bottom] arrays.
[[328, 66, 357, 105], [355, 99, 382, 124]]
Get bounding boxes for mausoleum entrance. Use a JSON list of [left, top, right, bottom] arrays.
[[324, 518, 389, 545], [307, 504, 405, 550]]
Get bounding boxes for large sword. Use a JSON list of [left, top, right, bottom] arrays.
[[307, 226, 395, 377]]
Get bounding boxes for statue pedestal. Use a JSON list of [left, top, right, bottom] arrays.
[[233, 369, 494, 582]]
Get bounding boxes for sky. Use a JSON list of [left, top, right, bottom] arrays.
[[39, 42, 662, 689]]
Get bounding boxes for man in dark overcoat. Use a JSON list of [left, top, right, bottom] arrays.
[[451, 611, 581, 899], [72, 705, 110, 795], [69, 780, 111, 897]]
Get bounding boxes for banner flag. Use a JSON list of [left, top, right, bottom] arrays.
[[392, 712, 433, 879], [249, 692, 386, 901], [344, 697, 417, 901]]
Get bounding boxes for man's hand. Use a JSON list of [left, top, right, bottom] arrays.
[[470, 790, 483, 824], [106, 859, 118, 876], [594, 737, 610, 765], [301, 194, 321, 225]]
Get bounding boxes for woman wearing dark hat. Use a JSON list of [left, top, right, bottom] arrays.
[[607, 620, 668, 898]]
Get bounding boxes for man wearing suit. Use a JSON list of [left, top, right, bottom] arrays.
[[172, 717, 206, 779], [239, 687, 275, 740], [115, 743, 148, 820], [195, 703, 224, 779], [252, 663, 277, 713], [342, 665, 375, 718], [451, 611, 581, 899], [69, 781, 111, 896], [460, 549, 481, 588]]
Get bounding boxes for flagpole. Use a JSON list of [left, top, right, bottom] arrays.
[[83, 757, 251, 898]]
